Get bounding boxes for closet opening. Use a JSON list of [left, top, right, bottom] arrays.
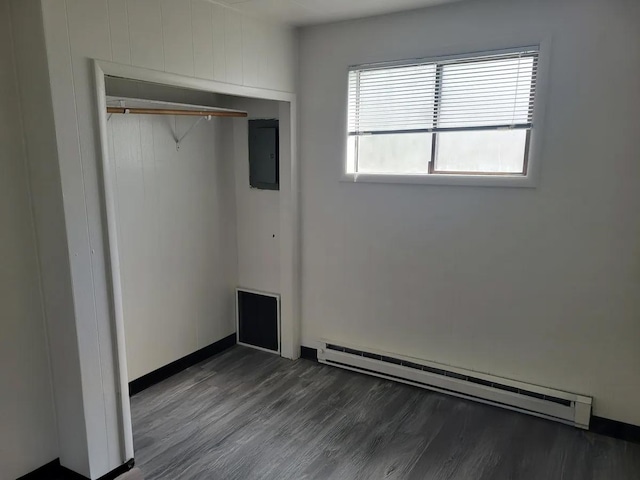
[[94, 62, 299, 466]]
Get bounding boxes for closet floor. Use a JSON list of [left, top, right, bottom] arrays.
[[131, 346, 640, 480]]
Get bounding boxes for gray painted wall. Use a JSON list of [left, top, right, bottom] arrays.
[[298, 0, 640, 426], [0, 1, 60, 477]]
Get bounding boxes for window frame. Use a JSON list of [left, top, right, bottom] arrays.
[[342, 43, 549, 188]]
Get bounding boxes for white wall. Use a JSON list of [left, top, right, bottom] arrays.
[[299, 0, 640, 426], [107, 113, 237, 381], [11, 1, 89, 475], [39, 0, 297, 477], [0, 1, 59, 478], [230, 98, 281, 295]]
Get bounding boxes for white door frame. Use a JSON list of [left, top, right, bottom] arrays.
[[93, 59, 300, 462]]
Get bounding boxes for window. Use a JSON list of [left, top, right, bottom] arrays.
[[347, 47, 539, 178]]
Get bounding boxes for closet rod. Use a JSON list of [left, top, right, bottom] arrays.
[[106, 107, 247, 117]]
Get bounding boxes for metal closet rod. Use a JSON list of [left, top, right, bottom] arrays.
[[106, 106, 247, 117]]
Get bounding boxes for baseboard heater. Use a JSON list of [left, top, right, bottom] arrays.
[[317, 341, 592, 429]]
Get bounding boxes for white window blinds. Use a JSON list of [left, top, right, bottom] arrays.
[[348, 64, 437, 133], [348, 48, 539, 135]]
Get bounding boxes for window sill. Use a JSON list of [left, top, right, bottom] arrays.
[[340, 172, 537, 188]]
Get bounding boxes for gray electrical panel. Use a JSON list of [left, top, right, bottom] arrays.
[[248, 119, 279, 190]]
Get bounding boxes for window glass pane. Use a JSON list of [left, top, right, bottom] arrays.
[[439, 57, 534, 129], [356, 133, 432, 174], [434, 130, 527, 174], [346, 136, 357, 173]]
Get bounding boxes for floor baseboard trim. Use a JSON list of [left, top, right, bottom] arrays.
[[16, 459, 63, 480], [590, 416, 640, 444], [97, 459, 135, 480], [55, 466, 87, 480], [300, 346, 318, 362], [17, 459, 134, 480], [129, 333, 237, 396]]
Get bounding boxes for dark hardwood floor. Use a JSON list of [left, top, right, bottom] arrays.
[[131, 346, 640, 480]]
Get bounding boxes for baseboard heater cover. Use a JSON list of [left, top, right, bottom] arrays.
[[317, 341, 592, 429]]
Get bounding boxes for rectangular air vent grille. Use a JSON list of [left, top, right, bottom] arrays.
[[236, 288, 280, 354]]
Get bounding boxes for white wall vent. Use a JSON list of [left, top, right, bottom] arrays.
[[318, 341, 592, 429]]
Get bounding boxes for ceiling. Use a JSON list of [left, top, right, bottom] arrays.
[[212, 0, 465, 26]]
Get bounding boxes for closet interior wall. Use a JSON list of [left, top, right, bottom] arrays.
[[221, 95, 282, 297], [105, 80, 238, 380], [104, 79, 285, 381]]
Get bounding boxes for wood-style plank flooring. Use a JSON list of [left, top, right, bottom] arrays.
[[131, 346, 640, 479]]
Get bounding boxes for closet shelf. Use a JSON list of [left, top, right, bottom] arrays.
[[105, 96, 248, 118], [106, 107, 247, 117]]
